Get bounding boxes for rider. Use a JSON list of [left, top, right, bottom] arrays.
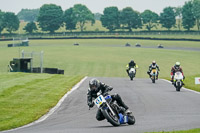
[[171, 62, 185, 83], [87, 78, 131, 121], [126, 60, 138, 76], [147, 61, 160, 79]]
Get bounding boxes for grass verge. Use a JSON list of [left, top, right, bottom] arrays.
[[184, 74, 200, 92], [164, 74, 200, 92], [0, 73, 84, 131]]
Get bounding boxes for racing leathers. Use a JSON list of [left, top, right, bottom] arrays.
[[87, 81, 129, 121], [171, 66, 184, 82], [126, 60, 137, 75], [147, 64, 160, 79]]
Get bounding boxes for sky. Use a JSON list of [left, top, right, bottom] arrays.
[[0, 0, 190, 14]]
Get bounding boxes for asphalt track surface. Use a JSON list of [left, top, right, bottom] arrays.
[[2, 77, 200, 133]]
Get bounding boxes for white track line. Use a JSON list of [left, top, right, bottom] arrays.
[[161, 79, 200, 95], [1, 76, 88, 133]]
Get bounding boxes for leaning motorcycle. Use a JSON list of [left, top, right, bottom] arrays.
[[173, 72, 184, 91], [93, 93, 135, 126], [150, 68, 157, 83]]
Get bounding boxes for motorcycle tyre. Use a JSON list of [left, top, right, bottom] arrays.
[[101, 109, 120, 127], [176, 82, 181, 92], [127, 115, 136, 125], [152, 75, 155, 83]]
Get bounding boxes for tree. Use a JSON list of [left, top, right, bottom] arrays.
[[0, 10, 5, 34], [94, 13, 102, 20], [182, 1, 195, 31], [119, 7, 142, 32], [17, 9, 39, 22], [174, 7, 182, 31], [23, 21, 37, 33], [160, 7, 176, 30], [72, 4, 94, 32], [192, 0, 200, 31], [141, 10, 159, 31], [101, 7, 120, 31], [37, 4, 63, 33], [4, 12, 19, 34], [63, 8, 77, 31]]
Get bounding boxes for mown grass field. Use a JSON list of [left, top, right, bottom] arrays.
[[0, 39, 200, 89], [0, 39, 199, 131]]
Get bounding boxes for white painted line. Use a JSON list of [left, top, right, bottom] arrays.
[[1, 76, 88, 133], [161, 79, 200, 95]]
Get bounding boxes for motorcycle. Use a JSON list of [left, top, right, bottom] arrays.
[[93, 93, 135, 126], [173, 72, 184, 91], [150, 68, 158, 83], [129, 68, 136, 80], [128, 65, 138, 80]]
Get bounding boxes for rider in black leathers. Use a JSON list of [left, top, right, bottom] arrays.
[[87, 78, 131, 121], [126, 60, 137, 76]]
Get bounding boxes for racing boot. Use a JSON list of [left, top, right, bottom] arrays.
[[125, 109, 132, 114], [126, 70, 129, 76]]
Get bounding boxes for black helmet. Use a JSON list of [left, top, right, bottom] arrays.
[[89, 78, 100, 91], [130, 60, 134, 63]]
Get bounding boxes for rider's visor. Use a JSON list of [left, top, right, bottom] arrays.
[[90, 85, 97, 91]]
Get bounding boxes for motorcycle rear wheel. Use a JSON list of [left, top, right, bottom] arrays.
[[127, 114, 136, 125]]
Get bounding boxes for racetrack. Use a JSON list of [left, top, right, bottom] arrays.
[[2, 77, 200, 133]]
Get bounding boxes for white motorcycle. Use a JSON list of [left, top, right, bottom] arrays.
[[128, 65, 138, 80], [173, 72, 184, 91], [129, 68, 136, 80]]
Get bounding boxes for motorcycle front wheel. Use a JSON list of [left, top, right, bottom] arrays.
[[152, 75, 155, 83], [101, 109, 120, 126], [176, 82, 181, 91]]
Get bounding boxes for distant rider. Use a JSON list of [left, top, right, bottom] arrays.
[[126, 60, 138, 76], [147, 61, 160, 79], [87, 78, 131, 121], [171, 62, 185, 83]]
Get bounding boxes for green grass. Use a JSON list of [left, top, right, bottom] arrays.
[[1, 39, 199, 91], [0, 73, 83, 131], [184, 74, 200, 92], [0, 39, 200, 78], [147, 128, 200, 133], [0, 39, 199, 131], [1, 38, 200, 48]]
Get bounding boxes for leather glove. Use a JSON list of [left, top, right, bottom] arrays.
[[88, 102, 94, 108], [183, 76, 185, 79]]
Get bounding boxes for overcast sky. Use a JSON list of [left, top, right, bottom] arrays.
[[0, 0, 190, 14]]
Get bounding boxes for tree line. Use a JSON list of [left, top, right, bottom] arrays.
[[0, 0, 200, 34]]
